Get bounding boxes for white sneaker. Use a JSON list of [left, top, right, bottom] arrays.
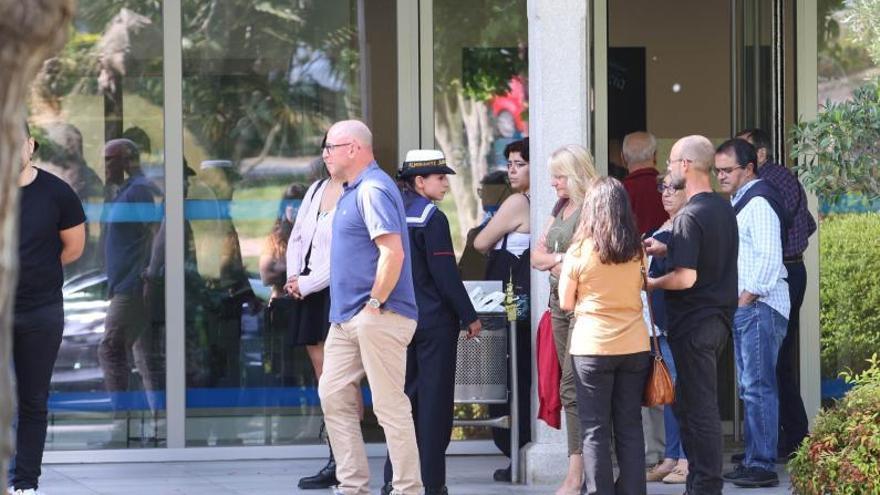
[[13, 489, 46, 495]]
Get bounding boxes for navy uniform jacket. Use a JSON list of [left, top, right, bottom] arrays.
[[403, 189, 478, 330]]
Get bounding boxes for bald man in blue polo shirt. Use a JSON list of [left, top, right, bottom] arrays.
[[317, 120, 421, 495]]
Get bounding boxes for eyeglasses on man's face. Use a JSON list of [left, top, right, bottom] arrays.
[[713, 165, 745, 177], [321, 142, 353, 154]]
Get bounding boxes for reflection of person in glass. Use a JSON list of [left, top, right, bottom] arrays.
[[143, 163, 202, 390], [99, 139, 162, 422], [381, 150, 481, 495], [10, 122, 86, 493], [473, 138, 532, 483], [197, 159, 255, 388], [260, 183, 307, 299]]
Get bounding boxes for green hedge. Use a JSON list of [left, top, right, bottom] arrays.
[[820, 212, 880, 378], [790, 356, 880, 494]]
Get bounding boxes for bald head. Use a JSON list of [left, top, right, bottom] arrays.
[[105, 138, 140, 161], [328, 120, 373, 148], [324, 120, 375, 181], [671, 135, 715, 174], [622, 131, 657, 168], [104, 138, 140, 184]]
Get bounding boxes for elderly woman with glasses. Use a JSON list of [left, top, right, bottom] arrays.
[[643, 172, 689, 485]]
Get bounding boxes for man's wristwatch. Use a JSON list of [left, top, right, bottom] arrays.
[[367, 297, 382, 309]]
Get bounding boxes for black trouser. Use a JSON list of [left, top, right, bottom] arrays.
[[10, 302, 64, 490], [490, 318, 531, 458], [383, 325, 458, 489], [669, 316, 729, 495], [778, 259, 809, 454], [572, 352, 650, 495]]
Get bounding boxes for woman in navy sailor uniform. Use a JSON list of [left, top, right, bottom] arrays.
[[381, 150, 482, 495]]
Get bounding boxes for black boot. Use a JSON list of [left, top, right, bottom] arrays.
[[297, 449, 338, 489], [380, 482, 394, 495]]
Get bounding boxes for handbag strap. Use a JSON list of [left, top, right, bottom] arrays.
[[639, 252, 661, 360], [301, 178, 329, 276]]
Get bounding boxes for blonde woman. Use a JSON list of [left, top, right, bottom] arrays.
[[531, 144, 598, 495]]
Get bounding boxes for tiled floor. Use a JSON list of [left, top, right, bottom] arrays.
[[35, 455, 792, 494]]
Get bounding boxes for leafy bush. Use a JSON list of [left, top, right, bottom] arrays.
[[818, 213, 880, 378], [790, 79, 880, 203], [789, 355, 880, 495]]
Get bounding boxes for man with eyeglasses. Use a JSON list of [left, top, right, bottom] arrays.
[[317, 120, 421, 495], [736, 128, 815, 463], [646, 135, 738, 495], [713, 138, 789, 488]]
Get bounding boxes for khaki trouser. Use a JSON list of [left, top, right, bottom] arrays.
[[319, 309, 421, 495], [549, 291, 582, 456]]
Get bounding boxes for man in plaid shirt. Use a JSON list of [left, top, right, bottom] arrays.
[[738, 128, 816, 459], [716, 138, 790, 488]]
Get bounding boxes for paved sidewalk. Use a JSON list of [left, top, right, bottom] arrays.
[[36, 455, 792, 494]]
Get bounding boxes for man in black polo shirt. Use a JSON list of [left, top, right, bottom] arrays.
[[9, 122, 86, 494], [646, 135, 738, 495]]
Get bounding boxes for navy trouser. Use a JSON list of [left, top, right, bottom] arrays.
[[383, 325, 458, 489], [10, 302, 64, 491], [778, 260, 809, 454]]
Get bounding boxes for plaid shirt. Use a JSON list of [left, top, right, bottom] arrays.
[[732, 180, 790, 319], [758, 161, 817, 257]]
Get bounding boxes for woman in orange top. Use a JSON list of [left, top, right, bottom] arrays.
[[559, 177, 651, 495]]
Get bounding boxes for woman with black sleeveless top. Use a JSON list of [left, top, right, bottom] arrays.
[[474, 137, 531, 482]]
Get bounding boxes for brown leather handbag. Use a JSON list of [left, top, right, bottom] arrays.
[[640, 255, 675, 407]]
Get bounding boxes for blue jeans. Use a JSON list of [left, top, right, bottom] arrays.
[[733, 301, 787, 471], [658, 336, 685, 460]]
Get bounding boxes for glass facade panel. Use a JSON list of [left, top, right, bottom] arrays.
[[816, 2, 880, 406], [180, 0, 397, 446], [29, 0, 166, 449], [433, 0, 527, 439]]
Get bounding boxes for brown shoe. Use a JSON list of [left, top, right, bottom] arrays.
[[662, 465, 688, 484], [646, 461, 674, 482]]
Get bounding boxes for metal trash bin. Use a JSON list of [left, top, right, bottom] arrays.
[[454, 312, 508, 404]]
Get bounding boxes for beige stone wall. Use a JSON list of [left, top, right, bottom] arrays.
[[609, 0, 732, 143]]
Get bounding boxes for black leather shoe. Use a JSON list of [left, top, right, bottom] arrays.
[[297, 456, 338, 489], [732, 467, 780, 488], [380, 482, 393, 495], [493, 465, 511, 482], [722, 464, 748, 482], [425, 487, 449, 495]]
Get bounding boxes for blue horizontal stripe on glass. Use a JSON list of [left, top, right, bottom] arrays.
[[81, 199, 302, 223], [47, 386, 372, 413]]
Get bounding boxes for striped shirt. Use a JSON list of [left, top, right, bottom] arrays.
[[731, 180, 790, 319]]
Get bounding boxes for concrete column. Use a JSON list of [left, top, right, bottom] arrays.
[[523, 0, 591, 485]]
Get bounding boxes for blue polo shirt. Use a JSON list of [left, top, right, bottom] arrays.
[[329, 161, 418, 323]]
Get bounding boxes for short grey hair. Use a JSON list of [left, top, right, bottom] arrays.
[[622, 131, 657, 164]]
